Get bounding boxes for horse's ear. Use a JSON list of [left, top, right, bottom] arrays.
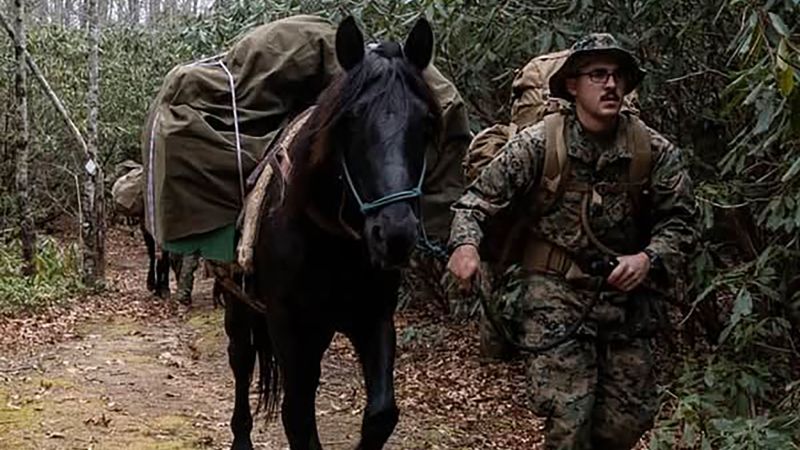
[[404, 17, 433, 70], [336, 15, 364, 71]]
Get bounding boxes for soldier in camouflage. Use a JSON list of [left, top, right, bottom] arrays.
[[447, 33, 698, 449]]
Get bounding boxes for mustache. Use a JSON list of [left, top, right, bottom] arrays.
[[601, 92, 620, 101]]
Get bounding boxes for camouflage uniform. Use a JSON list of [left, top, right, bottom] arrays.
[[175, 252, 199, 305], [449, 34, 698, 450]]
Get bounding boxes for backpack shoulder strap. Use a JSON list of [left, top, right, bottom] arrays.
[[531, 113, 569, 213], [542, 113, 568, 193], [625, 114, 653, 216], [627, 115, 652, 184]]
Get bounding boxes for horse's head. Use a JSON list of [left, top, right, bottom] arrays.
[[329, 16, 440, 268]]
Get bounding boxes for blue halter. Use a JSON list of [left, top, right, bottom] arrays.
[[339, 154, 447, 259], [340, 155, 427, 214]]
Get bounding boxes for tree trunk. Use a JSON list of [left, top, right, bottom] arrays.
[[54, 0, 63, 25], [128, 0, 139, 25], [63, 0, 72, 27], [36, 0, 50, 24], [82, 0, 105, 286], [147, 0, 158, 23], [98, 0, 107, 25], [13, 0, 35, 276]]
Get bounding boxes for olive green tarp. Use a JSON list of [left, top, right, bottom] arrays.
[[141, 14, 471, 262]]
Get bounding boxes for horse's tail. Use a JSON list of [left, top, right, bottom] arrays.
[[253, 315, 282, 421]]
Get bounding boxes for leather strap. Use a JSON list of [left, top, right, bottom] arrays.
[[522, 238, 587, 281]]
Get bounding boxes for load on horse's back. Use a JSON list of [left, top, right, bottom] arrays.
[[140, 13, 471, 450]]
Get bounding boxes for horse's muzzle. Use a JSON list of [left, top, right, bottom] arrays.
[[364, 202, 419, 269]]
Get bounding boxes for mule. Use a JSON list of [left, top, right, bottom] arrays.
[[221, 15, 440, 450]]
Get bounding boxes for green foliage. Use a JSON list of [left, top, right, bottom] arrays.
[[0, 23, 200, 229], [653, 1, 800, 448], [0, 236, 82, 314], [651, 356, 799, 449]]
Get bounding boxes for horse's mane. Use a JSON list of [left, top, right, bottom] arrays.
[[283, 43, 442, 216]]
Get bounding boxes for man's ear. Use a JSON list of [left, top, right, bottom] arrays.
[[566, 78, 578, 97]]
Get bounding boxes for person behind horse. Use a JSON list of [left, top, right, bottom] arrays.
[[174, 251, 199, 305], [446, 33, 698, 449]]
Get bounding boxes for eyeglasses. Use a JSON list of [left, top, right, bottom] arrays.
[[576, 69, 625, 84]]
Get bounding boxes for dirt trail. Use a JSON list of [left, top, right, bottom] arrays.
[[0, 228, 541, 449]]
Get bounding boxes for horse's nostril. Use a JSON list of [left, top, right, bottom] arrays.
[[371, 224, 383, 242]]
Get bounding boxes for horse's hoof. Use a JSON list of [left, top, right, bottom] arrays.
[[230, 437, 253, 450]]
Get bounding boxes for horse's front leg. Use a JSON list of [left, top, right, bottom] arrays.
[[349, 313, 399, 450], [270, 310, 333, 450], [154, 250, 171, 298], [224, 297, 257, 450]]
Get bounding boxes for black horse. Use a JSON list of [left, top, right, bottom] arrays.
[[222, 16, 440, 450]]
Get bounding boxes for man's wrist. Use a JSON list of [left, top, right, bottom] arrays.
[[643, 248, 662, 270], [448, 238, 480, 252], [451, 242, 479, 254]]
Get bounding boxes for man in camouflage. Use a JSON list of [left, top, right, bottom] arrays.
[[447, 34, 698, 449]]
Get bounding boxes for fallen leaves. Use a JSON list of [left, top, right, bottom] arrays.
[[84, 413, 111, 427], [0, 229, 182, 355]]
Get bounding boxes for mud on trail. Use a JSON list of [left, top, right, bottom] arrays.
[[0, 227, 542, 449]]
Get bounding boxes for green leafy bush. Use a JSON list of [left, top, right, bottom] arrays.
[[0, 236, 82, 314]]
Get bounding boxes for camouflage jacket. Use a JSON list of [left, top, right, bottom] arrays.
[[448, 109, 699, 282]]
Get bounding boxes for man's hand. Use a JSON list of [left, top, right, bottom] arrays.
[[447, 244, 481, 290], [607, 252, 650, 292]]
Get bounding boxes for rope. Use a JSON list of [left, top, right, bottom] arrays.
[[147, 56, 247, 245], [146, 111, 160, 240], [414, 213, 603, 354], [478, 274, 604, 354], [340, 156, 427, 213], [414, 199, 449, 260], [185, 57, 245, 205], [215, 60, 246, 204]]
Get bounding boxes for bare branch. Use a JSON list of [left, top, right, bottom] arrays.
[[0, 9, 90, 162]]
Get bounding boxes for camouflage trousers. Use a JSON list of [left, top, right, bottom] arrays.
[[175, 252, 200, 305], [480, 273, 657, 450]]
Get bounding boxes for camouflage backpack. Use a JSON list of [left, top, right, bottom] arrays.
[[464, 49, 650, 265]]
